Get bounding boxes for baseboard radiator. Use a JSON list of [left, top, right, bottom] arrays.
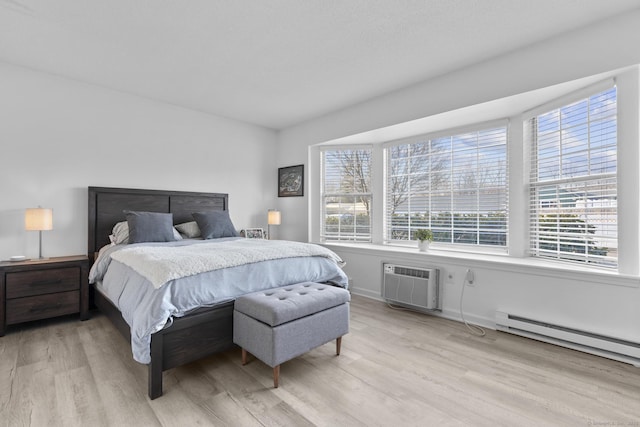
[[495, 311, 640, 367]]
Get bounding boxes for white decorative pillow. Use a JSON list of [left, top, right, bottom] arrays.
[[175, 221, 201, 238], [110, 221, 130, 245], [110, 220, 182, 245]]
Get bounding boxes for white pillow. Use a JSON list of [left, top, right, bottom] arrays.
[[174, 221, 202, 238], [110, 221, 182, 245]]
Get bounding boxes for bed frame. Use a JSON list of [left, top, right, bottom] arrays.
[[87, 186, 236, 399]]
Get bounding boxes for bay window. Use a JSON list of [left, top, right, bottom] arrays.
[[314, 73, 633, 274]]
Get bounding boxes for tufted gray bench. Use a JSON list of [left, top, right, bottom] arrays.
[[233, 282, 350, 387]]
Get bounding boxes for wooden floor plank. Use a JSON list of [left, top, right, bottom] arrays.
[[1, 295, 639, 426], [54, 366, 107, 427]]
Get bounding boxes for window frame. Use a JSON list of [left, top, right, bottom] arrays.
[[382, 120, 509, 251], [320, 145, 373, 243], [524, 80, 618, 268]]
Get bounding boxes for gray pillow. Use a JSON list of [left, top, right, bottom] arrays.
[[110, 220, 182, 244], [125, 211, 176, 243], [192, 211, 239, 239]]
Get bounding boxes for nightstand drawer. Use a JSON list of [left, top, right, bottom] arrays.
[[6, 290, 80, 325], [6, 267, 79, 299]]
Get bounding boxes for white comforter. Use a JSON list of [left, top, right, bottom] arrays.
[[110, 239, 345, 288]]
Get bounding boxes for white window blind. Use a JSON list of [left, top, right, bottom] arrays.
[[321, 147, 372, 242], [385, 124, 508, 247], [527, 86, 617, 267]]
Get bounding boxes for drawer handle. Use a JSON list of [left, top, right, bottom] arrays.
[[31, 279, 63, 287], [30, 303, 62, 313]]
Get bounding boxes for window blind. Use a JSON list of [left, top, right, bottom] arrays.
[[527, 86, 617, 267], [385, 124, 508, 247]]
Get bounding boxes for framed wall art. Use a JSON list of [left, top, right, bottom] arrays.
[[278, 164, 304, 197], [240, 228, 265, 239]]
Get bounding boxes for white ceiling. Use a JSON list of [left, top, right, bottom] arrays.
[[1, 0, 640, 130]]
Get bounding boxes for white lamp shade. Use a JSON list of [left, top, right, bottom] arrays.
[[267, 210, 281, 225], [25, 208, 53, 231]]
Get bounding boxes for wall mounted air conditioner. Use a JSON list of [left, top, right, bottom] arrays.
[[382, 263, 440, 310]]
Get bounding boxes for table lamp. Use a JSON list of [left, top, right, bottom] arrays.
[[267, 209, 281, 240], [25, 207, 53, 259]]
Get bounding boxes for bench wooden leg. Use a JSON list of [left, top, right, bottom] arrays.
[[273, 365, 280, 388], [241, 348, 248, 365], [336, 336, 342, 355]]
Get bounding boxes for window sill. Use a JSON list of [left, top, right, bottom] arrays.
[[320, 241, 639, 288]]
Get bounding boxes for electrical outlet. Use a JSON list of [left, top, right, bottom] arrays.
[[465, 269, 475, 286]]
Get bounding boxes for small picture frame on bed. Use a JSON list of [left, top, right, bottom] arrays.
[[278, 164, 304, 197], [240, 228, 265, 239]]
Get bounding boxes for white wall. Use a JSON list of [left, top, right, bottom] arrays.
[[276, 10, 640, 341], [0, 62, 277, 260]]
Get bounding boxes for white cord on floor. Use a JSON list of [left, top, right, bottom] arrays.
[[459, 277, 486, 337]]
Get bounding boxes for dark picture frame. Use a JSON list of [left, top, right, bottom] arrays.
[[278, 164, 304, 197]]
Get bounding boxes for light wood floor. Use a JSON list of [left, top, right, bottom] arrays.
[[1, 295, 639, 426]]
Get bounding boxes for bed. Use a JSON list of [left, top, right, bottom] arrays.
[[87, 186, 348, 399]]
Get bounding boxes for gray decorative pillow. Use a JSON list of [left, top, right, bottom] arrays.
[[175, 221, 201, 238], [125, 211, 177, 243], [192, 211, 239, 239], [111, 220, 182, 244]]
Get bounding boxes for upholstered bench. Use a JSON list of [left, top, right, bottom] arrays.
[[233, 282, 350, 387]]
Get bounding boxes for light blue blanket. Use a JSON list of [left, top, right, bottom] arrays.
[[89, 238, 348, 364]]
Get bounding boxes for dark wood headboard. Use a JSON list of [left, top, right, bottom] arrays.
[[88, 186, 228, 262]]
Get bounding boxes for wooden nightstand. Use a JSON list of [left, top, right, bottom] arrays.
[[0, 255, 89, 336]]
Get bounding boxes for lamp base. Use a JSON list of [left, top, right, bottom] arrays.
[[37, 230, 47, 260]]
